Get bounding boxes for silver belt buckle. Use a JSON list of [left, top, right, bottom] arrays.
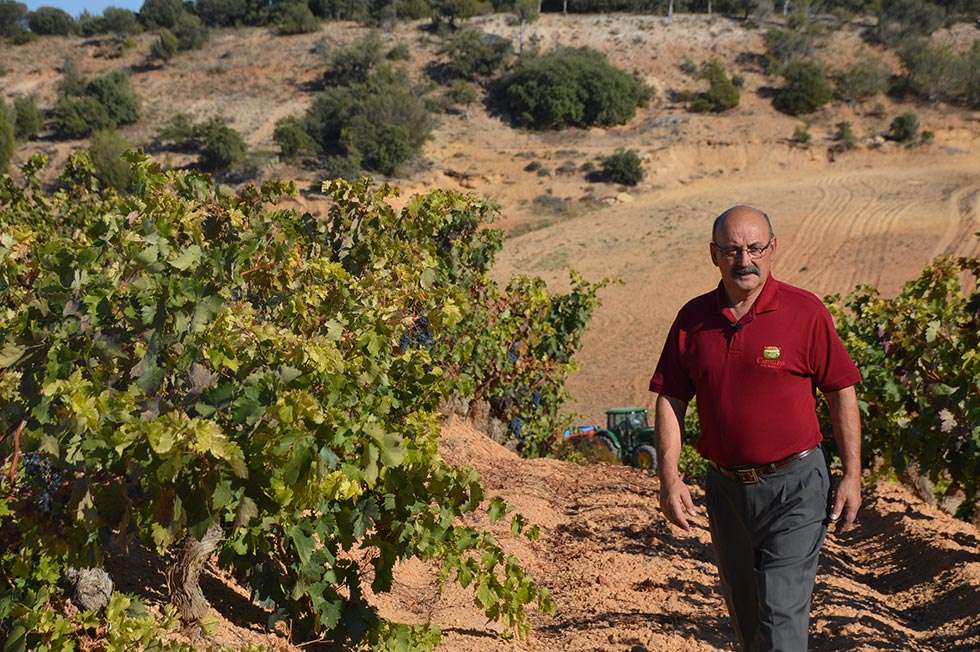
[[736, 468, 760, 484]]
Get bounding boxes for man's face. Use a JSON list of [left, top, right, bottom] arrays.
[[709, 213, 776, 295]]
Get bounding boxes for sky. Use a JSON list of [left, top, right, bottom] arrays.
[[24, 0, 144, 17]]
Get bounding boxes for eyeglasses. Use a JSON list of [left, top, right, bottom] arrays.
[[711, 237, 774, 260]]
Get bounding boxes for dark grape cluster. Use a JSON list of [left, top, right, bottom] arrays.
[[532, 390, 542, 408], [398, 315, 435, 353], [506, 341, 521, 363], [21, 451, 63, 514], [510, 416, 523, 440]]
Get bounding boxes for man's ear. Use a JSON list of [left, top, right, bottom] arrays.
[[709, 242, 719, 266]]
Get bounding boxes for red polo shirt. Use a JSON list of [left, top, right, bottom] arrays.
[[649, 274, 861, 467]]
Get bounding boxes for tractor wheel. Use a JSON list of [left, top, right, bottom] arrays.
[[592, 434, 619, 465], [632, 444, 658, 474]]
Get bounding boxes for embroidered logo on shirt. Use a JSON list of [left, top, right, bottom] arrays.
[[757, 346, 785, 368], [762, 346, 781, 360]]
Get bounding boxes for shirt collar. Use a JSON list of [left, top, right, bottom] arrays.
[[714, 273, 781, 320]]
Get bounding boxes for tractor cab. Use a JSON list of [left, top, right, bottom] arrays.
[[565, 407, 659, 473]]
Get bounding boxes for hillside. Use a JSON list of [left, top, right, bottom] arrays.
[[2, 14, 978, 423], [137, 415, 979, 650]]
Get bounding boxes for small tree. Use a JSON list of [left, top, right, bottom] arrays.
[[173, 11, 207, 50], [439, 29, 513, 80], [51, 96, 113, 139], [149, 28, 178, 63], [791, 125, 811, 146], [0, 0, 28, 38], [12, 95, 41, 140], [595, 149, 644, 186], [138, 0, 184, 28], [512, 0, 538, 53], [431, 0, 481, 29], [27, 6, 74, 35], [833, 120, 856, 150], [834, 57, 891, 103], [324, 33, 383, 86], [101, 7, 141, 35], [85, 70, 141, 127], [88, 129, 135, 191], [0, 100, 14, 171], [197, 118, 248, 170], [774, 60, 832, 115], [274, 115, 316, 159], [276, 1, 320, 35], [689, 59, 740, 113], [886, 112, 919, 142], [875, 0, 945, 46]]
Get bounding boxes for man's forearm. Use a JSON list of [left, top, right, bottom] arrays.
[[656, 394, 688, 481], [825, 385, 861, 477]]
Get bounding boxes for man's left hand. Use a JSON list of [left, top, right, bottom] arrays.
[[829, 473, 861, 533]]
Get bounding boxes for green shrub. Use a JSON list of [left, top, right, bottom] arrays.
[[150, 28, 178, 62], [899, 40, 976, 107], [27, 6, 75, 35], [51, 96, 113, 138], [833, 120, 856, 150], [156, 112, 199, 150], [173, 11, 207, 50], [325, 33, 384, 86], [875, 0, 944, 46], [762, 26, 818, 74], [309, 0, 371, 21], [276, 1, 320, 35], [8, 28, 36, 44], [77, 9, 103, 35], [774, 60, 832, 115], [445, 79, 480, 107], [274, 115, 316, 159], [197, 118, 248, 170], [88, 129, 135, 191], [138, 0, 184, 28], [431, 0, 483, 29], [85, 70, 141, 127], [101, 7, 142, 35], [196, 0, 252, 27], [834, 57, 891, 103], [595, 149, 643, 186], [440, 28, 513, 80], [887, 112, 919, 142], [0, 100, 14, 171], [58, 58, 85, 97], [320, 153, 363, 181], [920, 129, 934, 144], [494, 46, 651, 130], [0, 0, 28, 38], [305, 65, 433, 176], [791, 125, 811, 146], [689, 59, 739, 113], [12, 95, 41, 140], [386, 42, 410, 60]]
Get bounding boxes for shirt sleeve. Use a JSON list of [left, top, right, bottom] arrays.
[[649, 315, 696, 402], [808, 304, 861, 392]]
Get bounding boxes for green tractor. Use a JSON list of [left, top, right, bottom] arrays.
[[564, 407, 658, 472]]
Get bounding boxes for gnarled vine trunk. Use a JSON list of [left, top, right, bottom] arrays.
[[65, 567, 114, 611], [166, 523, 224, 625]]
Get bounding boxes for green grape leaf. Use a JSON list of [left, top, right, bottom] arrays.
[[170, 244, 203, 271]]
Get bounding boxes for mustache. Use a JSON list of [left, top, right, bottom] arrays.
[[732, 265, 760, 276]]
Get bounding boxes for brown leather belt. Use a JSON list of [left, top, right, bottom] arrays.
[[711, 447, 817, 485]]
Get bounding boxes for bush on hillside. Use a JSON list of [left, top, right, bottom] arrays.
[[276, 1, 320, 35], [58, 58, 85, 97], [274, 115, 316, 159], [592, 148, 644, 186], [774, 60, 832, 115], [149, 27, 178, 62], [386, 42, 410, 60], [899, 40, 978, 107], [0, 0, 28, 38], [101, 7, 142, 35], [431, 0, 484, 29], [762, 26, 819, 74], [173, 11, 207, 50], [305, 65, 433, 176], [309, 0, 371, 21], [834, 57, 891, 103], [493, 46, 651, 130], [12, 95, 40, 140], [139, 0, 184, 28], [689, 59, 740, 113], [88, 129, 135, 191], [197, 119, 248, 170], [85, 70, 141, 127], [196, 0, 254, 27], [833, 120, 857, 150], [0, 100, 14, 171], [324, 33, 384, 86], [50, 96, 113, 138], [887, 112, 919, 142], [791, 125, 811, 146], [874, 0, 945, 46], [439, 28, 513, 80], [27, 6, 74, 34]]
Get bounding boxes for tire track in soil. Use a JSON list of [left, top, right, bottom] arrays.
[[783, 173, 856, 292], [936, 185, 980, 259]]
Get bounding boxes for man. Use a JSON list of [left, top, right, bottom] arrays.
[[649, 205, 862, 651]]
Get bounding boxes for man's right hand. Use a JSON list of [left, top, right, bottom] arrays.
[[659, 475, 698, 531]]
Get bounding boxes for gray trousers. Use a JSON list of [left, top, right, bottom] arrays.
[[705, 446, 831, 652]]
